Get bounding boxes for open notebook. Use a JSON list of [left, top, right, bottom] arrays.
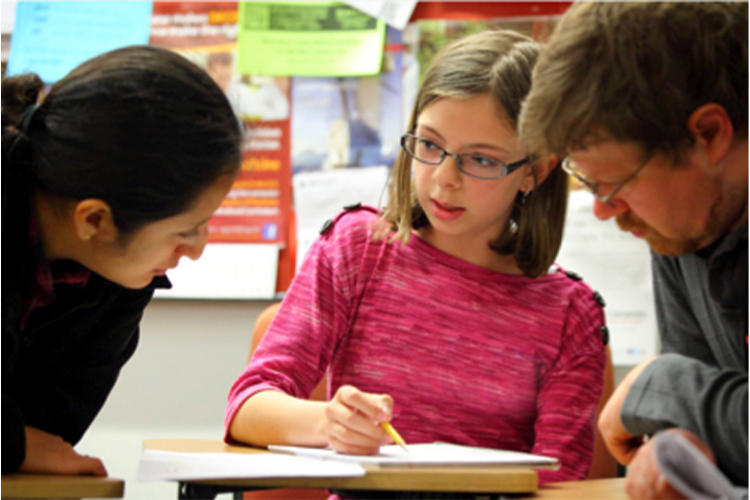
[[269, 442, 559, 469]]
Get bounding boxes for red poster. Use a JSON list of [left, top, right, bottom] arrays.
[[212, 119, 291, 243], [149, 2, 292, 245]]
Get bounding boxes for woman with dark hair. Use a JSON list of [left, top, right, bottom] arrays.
[[2, 45, 242, 475]]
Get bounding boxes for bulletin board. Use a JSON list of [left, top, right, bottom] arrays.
[[5, 1, 571, 301], [4, 0, 657, 363]]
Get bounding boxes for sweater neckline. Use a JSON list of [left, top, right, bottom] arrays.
[[406, 231, 557, 282]]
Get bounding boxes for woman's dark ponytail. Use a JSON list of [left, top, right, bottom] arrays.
[[2, 73, 43, 129], [2, 73, 45, 224]]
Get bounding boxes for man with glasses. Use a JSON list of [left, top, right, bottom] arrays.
[[519, 2, 747, 498]]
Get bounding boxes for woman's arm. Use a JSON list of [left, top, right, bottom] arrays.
[[533, 285, 607, 482], [230, 390, 329, 447], [225, 210, 385, 451], [230, 387, 395, 454]]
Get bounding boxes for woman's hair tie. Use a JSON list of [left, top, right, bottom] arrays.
[[17, 103, 39, 135]]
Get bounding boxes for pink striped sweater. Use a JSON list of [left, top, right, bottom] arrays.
[[226, 207, 606, 482]]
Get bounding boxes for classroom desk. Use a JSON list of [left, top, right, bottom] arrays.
[[0, 473, 124, 499], [144, 439, 628, 500], [531, 477, 627, 499]]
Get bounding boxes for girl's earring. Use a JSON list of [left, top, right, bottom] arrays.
[[518, 189, 530, 206]]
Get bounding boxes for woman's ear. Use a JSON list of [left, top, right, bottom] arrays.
[[525, 154, 559, 192], [73, 199, 118, 244]]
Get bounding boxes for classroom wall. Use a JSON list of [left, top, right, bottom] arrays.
[[77, 299, 274, 499], [76, 298, 636, 499]]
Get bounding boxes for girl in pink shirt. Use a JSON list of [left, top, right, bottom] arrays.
[[226, 30, 607, 483]]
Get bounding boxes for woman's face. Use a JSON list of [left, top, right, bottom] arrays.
[[83, 174, 235, 289]]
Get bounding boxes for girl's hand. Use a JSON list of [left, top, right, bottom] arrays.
[[324, 385, 395, 455]]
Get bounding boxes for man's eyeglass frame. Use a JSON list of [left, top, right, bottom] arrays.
[[561, 157, 649, 206], [400, 133, 529, 181]]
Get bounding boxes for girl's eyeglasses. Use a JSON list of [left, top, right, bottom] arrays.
[[401, 134, 529, 180]]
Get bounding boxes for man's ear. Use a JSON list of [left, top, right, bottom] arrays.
[[688, 103, 733, 165], [73, 199, 118, 243], [526, 154, 559, 192]]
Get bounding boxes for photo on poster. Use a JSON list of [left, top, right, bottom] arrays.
[[291, 26, 403, 174]]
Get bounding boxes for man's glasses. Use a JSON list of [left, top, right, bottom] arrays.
[[561, 157, 648, 205], [401, 134, 529, 180]]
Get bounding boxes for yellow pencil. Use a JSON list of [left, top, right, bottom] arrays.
[[380, 421, 409, 453]]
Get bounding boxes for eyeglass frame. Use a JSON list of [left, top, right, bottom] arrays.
[[561, 156, 649, 205], [400, 133, 530, 181]]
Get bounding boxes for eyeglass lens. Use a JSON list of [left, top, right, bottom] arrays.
[[403, 135, 513, 180]]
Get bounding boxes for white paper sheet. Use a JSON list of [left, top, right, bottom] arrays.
[[556, 190, 658, 365], [293, 166, 390, 271], [269, 443, 559, 469], [343, 1, 417, 30], [137, 449, 366, 482]]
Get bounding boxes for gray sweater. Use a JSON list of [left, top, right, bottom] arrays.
[[622, 223, 748, 486]]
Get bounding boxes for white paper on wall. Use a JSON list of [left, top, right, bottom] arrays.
[[154, 244, 278, 300], [556, 190, 658, 365], [343, 0, 417, 30], [293, 165, 390, 271]]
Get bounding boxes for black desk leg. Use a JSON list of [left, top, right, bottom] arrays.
[[178, 482, 219, 500]]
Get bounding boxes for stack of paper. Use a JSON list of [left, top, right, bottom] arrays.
[[270, 442, 559, 469], [138, 442, 558, 482], [137, 450, 365, 482]]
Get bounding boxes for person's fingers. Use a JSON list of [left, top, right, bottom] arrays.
[[327, 386, 395, 453], [54, 454, 108, 476], [326, 400, 387, 444], [654, 474, 686, 499], [337, 386, 393, 422], [73, 455, 108, 477], [328, 426, 382, 455], [668, 429, 716, 464], [625, 438, 686, 500], [21, 427, 108, 476]]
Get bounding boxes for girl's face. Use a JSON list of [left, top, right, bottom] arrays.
[[83, 173, 235, 289], [412, 94, 533, 263]]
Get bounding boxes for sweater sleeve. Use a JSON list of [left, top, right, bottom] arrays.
[[2, 395, 26, 473], [533, 281, 607, 483], [224, 210, 373, 441], [21, 282, 153, 445], [623, 354, 748, 486], [2, 317, 26, 472], [628, 252, 748, 486], [1, 278, 157, 472]]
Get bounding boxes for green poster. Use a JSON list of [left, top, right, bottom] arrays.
[[237, 2, 385, 76]]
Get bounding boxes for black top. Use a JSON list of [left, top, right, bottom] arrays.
[[1, 144, 169, 472]]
